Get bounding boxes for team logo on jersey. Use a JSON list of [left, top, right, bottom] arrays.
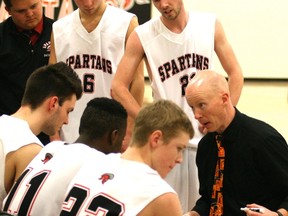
[[43, 41, 51, 52], [41, 153, 53, 164], [99, 173, 114, 184]]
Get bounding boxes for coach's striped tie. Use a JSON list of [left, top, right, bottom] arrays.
[[209, 134, 224, 216]]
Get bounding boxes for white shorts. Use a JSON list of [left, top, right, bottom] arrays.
[[164, 139, 200, 213]]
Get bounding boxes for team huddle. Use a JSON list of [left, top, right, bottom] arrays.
[[1, 0, 288, 215]]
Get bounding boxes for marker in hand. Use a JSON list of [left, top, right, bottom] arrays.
[[241, 207, 264, 213]]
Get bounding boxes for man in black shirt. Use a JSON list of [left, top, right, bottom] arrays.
[[0, 0, 54, 144], [184, 70, 288, 216]]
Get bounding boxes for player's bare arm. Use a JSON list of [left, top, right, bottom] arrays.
[[4, 143, 42, 193], [111, 30, 145, 119], [125, 16, 145, 112], [214, 18, 243, 106], [48, 32, 57, 65], [119, 16, 145, 151], [121, 60, 145, 151]]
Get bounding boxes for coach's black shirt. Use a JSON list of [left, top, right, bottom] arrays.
[[0, 15, 54, 115], [192, 108, 288, 215], [0, 15, 54, 144]]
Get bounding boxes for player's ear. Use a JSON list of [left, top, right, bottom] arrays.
[[5, 6, 11, 14], [48, 96, 59, 111], [110, 129, 122, 153], [110, 129, 119, 145], [149, 130, 163, 149]]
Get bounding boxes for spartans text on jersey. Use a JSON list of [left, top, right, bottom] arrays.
[[158, 53, 209, 82], [66, 54, 112, 74]]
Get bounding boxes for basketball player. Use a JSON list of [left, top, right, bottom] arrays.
[[2, 97, 127, 216], [111, 0, 243, 212], [59, 100, 194, 216], [0, 62, 82, 209], [49, 0, 144, 149]]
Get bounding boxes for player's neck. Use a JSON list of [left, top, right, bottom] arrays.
[[11, 106, 43, 135], [79, 2, 106, 33], [121, 146, 150, 165], [160, 9, 188, 33]]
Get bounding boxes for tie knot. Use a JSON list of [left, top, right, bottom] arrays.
[[215, 134, 223, 150], [215, 134, 222, 142]]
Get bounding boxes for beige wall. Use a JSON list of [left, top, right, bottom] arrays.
[[151, 0, 288, 79]]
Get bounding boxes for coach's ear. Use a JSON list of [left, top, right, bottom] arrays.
[[221, 92, 229, 105]]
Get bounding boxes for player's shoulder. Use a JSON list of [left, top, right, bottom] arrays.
[[106, 4, 135, 18], [135, 16, 162, 40], [138, 192, 182, 216], [30, 140, 65, 160], [76, 152, 118, 172], [63, 142, 94, 151], [42, 140, 66, 150], [0, 115, 43, 151], [62, 143, 106, 159]]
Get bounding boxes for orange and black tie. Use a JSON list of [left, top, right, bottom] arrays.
[[209, 134, 225, 216]]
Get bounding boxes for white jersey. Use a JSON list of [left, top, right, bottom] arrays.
[[135, 11, 215, 142], [60, 153, 175, 215], [2, 141, 105, 216], [52, 5, 135, 143], [0, 115, 43, 209], [135, 11, 216, 212]]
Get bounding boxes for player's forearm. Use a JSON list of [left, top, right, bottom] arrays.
[[228, 69, 243, 106], [228, 74, 243, 106], [129, 60, 145, 107], [48, 32, 57, 64], [111, 83, 141, 119], [111, 61, 144, 119]]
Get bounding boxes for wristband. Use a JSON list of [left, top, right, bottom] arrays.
[[277, 210, 284, 216]]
